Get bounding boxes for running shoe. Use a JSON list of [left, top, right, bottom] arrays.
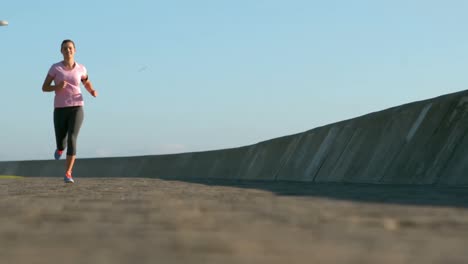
[[54, 149, 63, 160], [64, 171, 74, 184]]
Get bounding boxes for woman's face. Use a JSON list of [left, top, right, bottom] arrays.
[[61, 42, 75, 59]]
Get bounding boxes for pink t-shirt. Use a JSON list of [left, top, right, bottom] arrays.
[[47, 62, 87, 108]]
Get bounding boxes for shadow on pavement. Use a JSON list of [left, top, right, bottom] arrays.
[[160, 178, 468, 208]]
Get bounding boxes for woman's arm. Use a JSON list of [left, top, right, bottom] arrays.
[[82, 76, 98, 97], [42, 75, 66, 92]]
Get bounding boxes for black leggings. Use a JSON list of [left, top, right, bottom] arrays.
[[54, 106, 84, 156]]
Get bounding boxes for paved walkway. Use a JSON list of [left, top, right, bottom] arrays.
[[1, 178, 468, 264]]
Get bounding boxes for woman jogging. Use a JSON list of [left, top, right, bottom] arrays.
[[42, 39, 98, 183]]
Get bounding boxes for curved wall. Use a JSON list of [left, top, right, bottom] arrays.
[[2, 90, 468, 185]]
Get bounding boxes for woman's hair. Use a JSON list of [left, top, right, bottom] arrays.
[[61, 39, 75, 49]]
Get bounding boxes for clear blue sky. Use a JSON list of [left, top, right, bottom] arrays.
[[1, 0, 468, 161]]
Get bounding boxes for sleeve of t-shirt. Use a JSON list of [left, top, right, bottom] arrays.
[[47, 65, 57, 78], [81, 65, 88, 79]]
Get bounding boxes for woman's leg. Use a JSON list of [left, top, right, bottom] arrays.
[[66, 155, 76, 174], [53, 108, 68, 153], [66, 107, 84, 174]]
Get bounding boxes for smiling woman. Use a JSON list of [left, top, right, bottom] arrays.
[[42, 39, 99, 184], [0, 20, 8, 26]]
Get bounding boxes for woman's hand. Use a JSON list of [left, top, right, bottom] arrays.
[[90, 90, 98, 97], [42, 75, 67, 92], [56, 81, 68, 90]]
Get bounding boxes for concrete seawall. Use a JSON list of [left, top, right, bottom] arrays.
[[2, 90, 468, 185]]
